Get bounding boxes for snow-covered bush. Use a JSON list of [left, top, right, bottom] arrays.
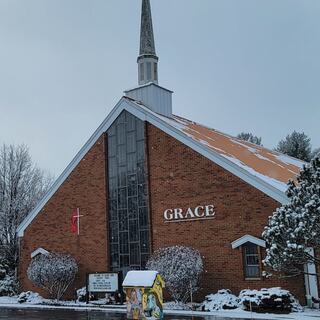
[[77, 287, 87, 302], [27, 253, 78, 301], [146, 246, 203, 303], [263, 157, 320, 276], [239, 287, 302, 313], [0, 259, 8, 280], [200, 289, 239, 311], [18, 291, 44, 304], [0, 257, 18, 296], [0, 274, 18, 296], [199, 288, 302, 313]]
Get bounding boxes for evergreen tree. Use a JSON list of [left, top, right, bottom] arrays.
[[237, 132, 262, 146], [276, 131, 312, 162], [262, 157, 320, 276], [312, 148, 320, 160]]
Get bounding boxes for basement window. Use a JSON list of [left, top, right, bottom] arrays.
[[243, 242, 261, 279]]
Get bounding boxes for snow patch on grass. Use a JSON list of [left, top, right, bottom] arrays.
[[163, 301, 191, 310]]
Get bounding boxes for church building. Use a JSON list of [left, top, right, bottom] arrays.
[[17, 0, 316, 303]]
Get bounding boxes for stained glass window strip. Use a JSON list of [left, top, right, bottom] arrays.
[[107, 111, 151, 274]]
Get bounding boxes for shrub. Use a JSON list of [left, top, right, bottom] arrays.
[[239, 287, 302, 313], [0, 258, 9, 280], [17, 291, 43, 304], [200, 289, 239, 311], [76, 287, 87, 302], [27, 253, 78, 301], [146, 246, 203, 303], [0, 274, 18, 296]]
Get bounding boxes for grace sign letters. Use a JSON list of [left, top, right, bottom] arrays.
[[164, 204, 216, 223], [88, 273, 119, 293]]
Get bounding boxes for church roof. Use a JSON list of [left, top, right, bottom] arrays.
[[123, 96, 305, 198], [17, 96, 305, 236], [153, 112, 305, 193]]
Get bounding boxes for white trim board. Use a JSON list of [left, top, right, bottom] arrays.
[[231, 235, 266, 249], [17, 96, 288, 237], [125, 82, 174, 94], [31, 248, 49, 258]]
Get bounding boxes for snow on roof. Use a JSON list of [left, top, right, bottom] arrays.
[[140, 107, 305, 194], [123, 270, 158, 287]]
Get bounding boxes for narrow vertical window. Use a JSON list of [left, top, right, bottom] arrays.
[[154, 62, 158, 81], [146, 62, 152, 81], [243, 243, 261, 279], [107, 111, 150, 275], [139, 63, 144, 82]]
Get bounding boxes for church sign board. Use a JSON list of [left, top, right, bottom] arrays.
[[87, 272, 120, 293], [164, 204, 216, 223]]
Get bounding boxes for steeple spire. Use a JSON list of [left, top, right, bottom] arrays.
[[138, 0, 159, 85], [126, 0, 172, 118], [140, 0, 156, 56]]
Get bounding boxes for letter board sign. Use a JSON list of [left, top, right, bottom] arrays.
[[87, 272, 119, 293]]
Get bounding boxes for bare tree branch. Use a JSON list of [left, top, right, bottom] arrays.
[[0, 144, 53, 274]]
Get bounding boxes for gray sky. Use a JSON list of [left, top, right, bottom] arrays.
[[0, 0, 319, 176]]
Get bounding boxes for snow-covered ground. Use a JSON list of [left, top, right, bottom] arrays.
[[0, 296, 320, 319]]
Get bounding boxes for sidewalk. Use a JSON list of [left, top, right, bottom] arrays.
[[0, 297, 320, 320]]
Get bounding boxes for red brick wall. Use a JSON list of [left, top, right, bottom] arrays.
[[146, 123, 306, 302], [18, 119, 306, 303], [19, 134, 108, 297]]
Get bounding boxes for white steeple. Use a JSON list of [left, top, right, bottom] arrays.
[[125, 0, 173, 118], [137, 0, 159, 85]]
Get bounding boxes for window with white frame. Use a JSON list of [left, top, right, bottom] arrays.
[[243, 242, 261, 279]]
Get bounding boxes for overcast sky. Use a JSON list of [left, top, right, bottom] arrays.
[[0, 0, 319, 176]]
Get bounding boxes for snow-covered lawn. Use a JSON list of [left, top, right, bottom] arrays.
[[0, 296, 320, 319], [167, 308, 320, 319], [0, 295, 127, 314], [0, 296, 17, 305]]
